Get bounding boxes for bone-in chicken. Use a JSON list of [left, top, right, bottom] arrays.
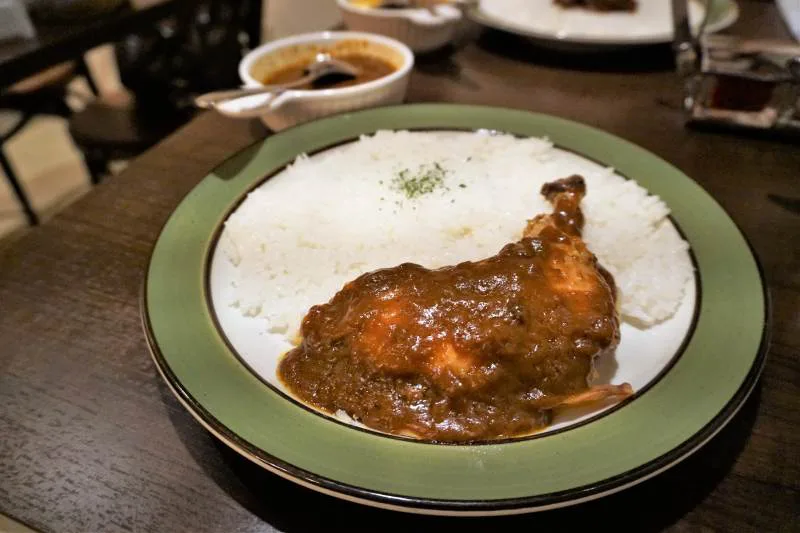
[[278, 175, 632, 442]]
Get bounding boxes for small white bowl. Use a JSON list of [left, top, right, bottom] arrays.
[[236, 31, 414, 131], [337, 0, 462, 53]]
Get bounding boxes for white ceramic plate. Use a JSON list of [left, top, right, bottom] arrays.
[[469, 0, 740, 49], [208, 137, 697, 437]]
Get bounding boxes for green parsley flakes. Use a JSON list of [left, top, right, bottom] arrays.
[[391, 162, 449, 199]]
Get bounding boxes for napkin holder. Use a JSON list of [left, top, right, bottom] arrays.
[[676, 34, 800, 136]]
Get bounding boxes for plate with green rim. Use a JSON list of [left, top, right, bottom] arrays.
[[467, 0, 739, 50], [143, 103, 768, 515]]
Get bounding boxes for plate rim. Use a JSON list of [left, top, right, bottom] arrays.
[[142, 103, 769, 514], [467, 0, 740, 47]]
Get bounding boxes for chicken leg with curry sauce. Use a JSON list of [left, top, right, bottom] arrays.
[[278, 175, 633, 442]]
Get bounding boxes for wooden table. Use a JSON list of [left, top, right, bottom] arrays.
[[2, 2, 798, 531], [0, 0, 184, 90]]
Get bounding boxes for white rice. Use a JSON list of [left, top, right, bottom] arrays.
[[220, 130, 693, 336]]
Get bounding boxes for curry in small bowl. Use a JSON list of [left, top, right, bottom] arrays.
[[238, 32, 414, 130], [250, 39, 403, 92]]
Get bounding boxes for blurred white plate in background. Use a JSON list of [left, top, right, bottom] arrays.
[[469, 0, 739, 48]]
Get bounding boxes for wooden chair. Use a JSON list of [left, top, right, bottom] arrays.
[[67, 0, 263, 183], [0, 62, 93, 225]]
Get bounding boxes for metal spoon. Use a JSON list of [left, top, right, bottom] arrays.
[[376, 0, 477, 11], [194, 54, 360, 115], [376, 0, 432, 9]]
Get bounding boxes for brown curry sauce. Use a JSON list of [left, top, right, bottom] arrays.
[[260, 53, 395, 90], [278, 176, 630, 442]]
